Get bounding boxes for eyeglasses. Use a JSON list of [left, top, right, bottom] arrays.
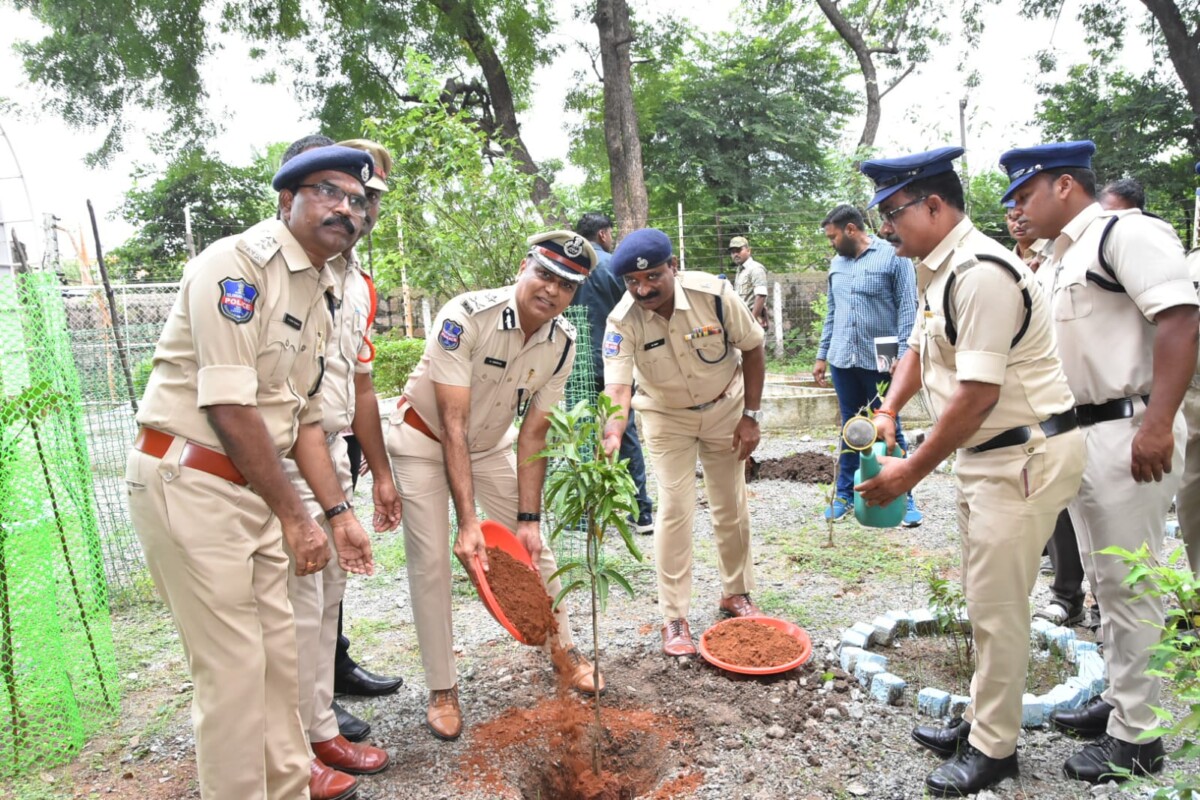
[[880, 196, 928, 224], [296, 182, 370, 216]]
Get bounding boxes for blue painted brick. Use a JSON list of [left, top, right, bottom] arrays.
[[886, 609, 914, 637], [839, 646, 864, 674], [917, 687, 951, 717], [911, 608, 937, 636], [870, 672, 907, 705], [949, 694, 970, 717], [840, 629, 870, 651], [1046, 625, 1076, 656], [1076, 651, 1106, 695], [871, 615, 899, 646], [855, 660, 885, 688], [1030, 618, 1057, 647], [851, 621, 878, 646], [1021, 693, 1045, 727]]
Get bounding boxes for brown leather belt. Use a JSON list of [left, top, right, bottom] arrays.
[[133, 427, 248, 486], [400, 403, 440, 442]]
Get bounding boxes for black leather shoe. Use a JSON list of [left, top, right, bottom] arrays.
[[333, 701, 371, 743], [334, 665, 404, 697], [912, 718, 971, 757], [1050, 696, 1113, 739], [1064, 734, 1164, 783], [925, 743, 1019, 797]]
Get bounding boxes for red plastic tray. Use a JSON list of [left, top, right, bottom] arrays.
[[699, 615, 813, 675], [469, 520, 539, 645]]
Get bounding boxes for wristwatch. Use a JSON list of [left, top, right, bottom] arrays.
[[323, 501, 353, 521], [742, 408, 764, 424]]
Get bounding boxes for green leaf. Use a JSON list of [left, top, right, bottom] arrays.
[[601, 567, 635, 599], [553, 580, 587, 610], [548, 561, 583, 584]]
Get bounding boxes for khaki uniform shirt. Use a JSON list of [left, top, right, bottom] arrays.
[[911, 217, 1075, 449], [395, 286, 576, 453], [319, 258, 374, 434], [1014, 239, 1049, 271], [137, 218, 333, 454], [1039, 204, 1196, 405], [604, 271, 765, 411], [734, 257, 768, 309]]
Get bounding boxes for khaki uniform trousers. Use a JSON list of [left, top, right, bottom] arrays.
[[388, 421, 573, 691], [282, 434, 350, 744], [638, 388, 754, 622], [126, 439, 310, 800], [1068, 406, 1185, 742], [1177, 383, 1200, 575], [956, 428, 1084, 759]]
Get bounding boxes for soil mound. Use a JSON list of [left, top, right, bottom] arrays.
[[750, 451, 836, 483], [486, 547, 557, 645]]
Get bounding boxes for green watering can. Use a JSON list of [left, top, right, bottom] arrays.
[[842, 415, 908, 528]]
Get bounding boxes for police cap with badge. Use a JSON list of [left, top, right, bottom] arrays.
[[271, 145, 375, 192], [611, 228, 674, 277], [526, 230, 597, 284], [337, 139, 393, 193], [998, 140, 1096, 204], [860, 146, 965, 208]]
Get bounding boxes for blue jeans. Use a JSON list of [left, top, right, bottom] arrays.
[[621, 406, 654, 523], [830, 365, 908, 500]]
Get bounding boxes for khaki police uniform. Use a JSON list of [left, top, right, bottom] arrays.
[[386, 286, 576, 690], [1013, 238, 1049, 271], [916, 218, 1084, 758], [604, 271, 765, 621], [1040, 203, 1197, 743], [281, 258, 374, 744], [1177, 248, 1200, 575], [126, 218, 333, 800]]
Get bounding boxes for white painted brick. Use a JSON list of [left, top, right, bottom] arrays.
[[917, 687, 951, 717], [839, 646, 864, 673], [870, 672, 907, 705]]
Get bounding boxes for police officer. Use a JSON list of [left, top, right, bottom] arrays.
[[600, 228, 766, 658], [1002, 140, 1198, 783], [856, 147, 1085, 797], [126, 145, 377, 799], [728, 235, 769, 327], [386, 231, 602, 741], [278, 138, 401, 800]]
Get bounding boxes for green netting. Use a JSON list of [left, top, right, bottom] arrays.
[[0, 272, 120, 779]]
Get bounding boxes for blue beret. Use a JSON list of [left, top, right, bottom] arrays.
[[526, 230, 596, 284], [999, 140, 1095, 204], [272, 145, 374, 192], [860, 146, 964, 208], [610, 228, 673, 277], [1194, 161, 1200, 174]]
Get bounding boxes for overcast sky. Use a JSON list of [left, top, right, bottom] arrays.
[[0, 0, 1152, 266]]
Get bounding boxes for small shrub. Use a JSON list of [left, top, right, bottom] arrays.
[[371, 334, 426, 397], [132, 356, 154, 399]]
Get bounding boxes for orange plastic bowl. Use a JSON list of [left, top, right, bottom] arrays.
[[699, 616, 813, 676], [469, 520, 538, 645]]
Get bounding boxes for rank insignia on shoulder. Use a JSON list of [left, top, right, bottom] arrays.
[[218, 277, 259, 324], [603, 331, 622, 358], [439, 319, 464, 351], [236, 234, 280, 267]]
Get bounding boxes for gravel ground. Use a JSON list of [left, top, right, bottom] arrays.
[[23, 429, 1192, 800]]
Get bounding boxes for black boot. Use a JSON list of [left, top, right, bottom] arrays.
[[333, 701, 371, 743], [1063, 734, 1164, 783], [912, 718, 971, 757], [1050, 696, 1112, 738], [925, 743, 1019, 797]]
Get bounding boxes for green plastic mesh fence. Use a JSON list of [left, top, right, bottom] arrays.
[[0, 272, 120, 778], [64, 283, 176, 605]]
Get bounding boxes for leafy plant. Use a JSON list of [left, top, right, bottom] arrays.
[[536, 394, 642, 776], [926, 567, 974, 678], [370, 334, 426, 397], [1098, 542, 1200, 797]]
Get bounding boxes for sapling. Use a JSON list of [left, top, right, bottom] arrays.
[[535, 393, 643, 776]]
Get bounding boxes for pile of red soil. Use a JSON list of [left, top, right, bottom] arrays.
[[704, 619, 807, 668], [459, 695, 693, 800], [486, 546, 558, 645]]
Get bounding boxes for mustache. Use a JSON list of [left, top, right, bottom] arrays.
[[635, 291, 662, 302], [884, 234, 902, 246], [323, 215, 357, 236]]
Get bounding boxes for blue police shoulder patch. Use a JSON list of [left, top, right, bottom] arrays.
[[603, 331, 622, 358], [438, 319, 465, 351], [218, 277, 259, 324]]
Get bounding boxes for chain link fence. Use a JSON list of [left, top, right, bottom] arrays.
[[0, 272, 120, 778]]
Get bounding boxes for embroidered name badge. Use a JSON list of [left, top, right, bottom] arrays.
[[439, 319, 464, 350], [603, 331, 622, 357], [484, 356, 507, 369], [218, 277, 259, 324], [283, 313, 302, 331], [644, 338, 666, 350]]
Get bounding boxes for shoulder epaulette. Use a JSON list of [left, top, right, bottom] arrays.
[[938, 253, 1031, 349], [459, 289, 507, 316], [235, 230, 282, 268], [611, 293, 636, 320], [680, 270, 724, 294]]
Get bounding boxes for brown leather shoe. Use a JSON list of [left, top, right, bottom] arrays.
[[311, 734, 389, 776], [309, 758, 357, 800], [661, 618, 697, 657], [719, 593, 762, 618], [556, 646, 606, 695], [427, 686, 463, 741]]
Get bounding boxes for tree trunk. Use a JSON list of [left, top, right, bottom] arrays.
[[816, 0, 881, 151], [595, 0, 650, 237], [433, 0, 566, 224], [1141, 0, 1200, 143]]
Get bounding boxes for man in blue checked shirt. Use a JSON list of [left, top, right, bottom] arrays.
[[813, 203, 922, 525]]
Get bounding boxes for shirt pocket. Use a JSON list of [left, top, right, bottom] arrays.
[[1052, 280, 1093, 322], [262, 319, 302, 387], [921, 313, 956, 370], [688, 334, 729, 365], [857, 267, 891, 298]]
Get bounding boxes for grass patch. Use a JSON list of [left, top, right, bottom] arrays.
[[776, 524, 931, 582], [371, 534, 407, 571]]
